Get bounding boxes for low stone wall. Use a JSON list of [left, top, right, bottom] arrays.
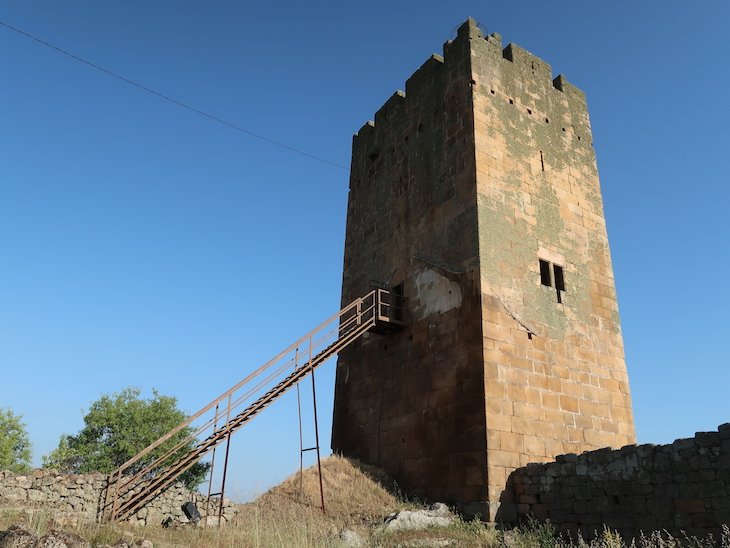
[[0, 469, 237, 526], [501, 423, 730, 540]]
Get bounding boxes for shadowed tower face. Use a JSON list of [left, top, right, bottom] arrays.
[[331, 19, 635, 520]]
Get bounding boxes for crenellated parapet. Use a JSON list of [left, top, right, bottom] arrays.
[[354, 17, 588, 148]]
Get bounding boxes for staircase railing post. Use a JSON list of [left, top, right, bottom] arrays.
[[295, 347, 305, 499], [206, 403, 220, 519], [110, 469, 122, 522], [216, 393, 233, 526]]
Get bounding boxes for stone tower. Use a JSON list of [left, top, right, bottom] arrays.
[[331, 19, 635, 520]]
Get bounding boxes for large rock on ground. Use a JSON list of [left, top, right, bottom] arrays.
[[0, 525, 37, 548], [382, 503, 454, 532], [0, 526, 91, 548], [37, 529, 90, 548]]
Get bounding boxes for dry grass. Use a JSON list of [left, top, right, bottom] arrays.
[[216, 453, 417, 546], [0, 456, 420, 547], [1, 458, 729, 547], [253, 453, 414, 524]]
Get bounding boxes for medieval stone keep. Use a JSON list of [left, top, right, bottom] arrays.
[[332, 19, 635, 520]]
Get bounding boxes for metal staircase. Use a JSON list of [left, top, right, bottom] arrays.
[[102, 289, 404, 523]]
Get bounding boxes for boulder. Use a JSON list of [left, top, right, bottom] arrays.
[[0, 525, 37, 548], [382, 503, 454, 532], [337, 529, 363, 547], [36, 529, 90, 548]]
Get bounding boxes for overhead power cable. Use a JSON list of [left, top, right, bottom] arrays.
[[0, 19, 347, 170]]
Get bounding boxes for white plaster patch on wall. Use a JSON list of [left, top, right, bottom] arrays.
[[414, 268, 462, 317]]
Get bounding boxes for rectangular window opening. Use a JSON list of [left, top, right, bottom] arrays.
[[553, 265, 565, 292], [554, 264, 565, 303], [539, 259, 552, 287]]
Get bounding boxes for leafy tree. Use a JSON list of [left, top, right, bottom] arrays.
[[43, 387, 208, 489], [0, 408, 32, 473]]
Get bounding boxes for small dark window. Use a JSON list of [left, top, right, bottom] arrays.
[[539, 259, 552, 287], [540, 259, 566, 303], [553, 264, 565, 292], [554, 264, 565, 303]]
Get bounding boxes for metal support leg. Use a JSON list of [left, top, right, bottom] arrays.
[[310, 364, 326, 514]]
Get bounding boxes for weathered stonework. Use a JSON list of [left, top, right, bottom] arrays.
[[0, 469, 237, 526], [506, 424, 730, 541], [332, 19, 635, 520]]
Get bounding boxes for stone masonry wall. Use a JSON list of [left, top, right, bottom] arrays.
[[332, 18, 488, 510], [502, 424, 730, 540], [0, 469, 237, 526], [466, 19, 636, 521]]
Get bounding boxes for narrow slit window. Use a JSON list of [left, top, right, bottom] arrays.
[[554, 264, 565, 303], [553, 264, 565, 292], [539, 259, 552, 287]]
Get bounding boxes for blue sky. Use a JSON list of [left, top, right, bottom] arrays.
[[1, 1, 728, 501]]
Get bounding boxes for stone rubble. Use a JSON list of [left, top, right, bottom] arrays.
[[337, 528, 363, 547], [0, 526, 91, 548]]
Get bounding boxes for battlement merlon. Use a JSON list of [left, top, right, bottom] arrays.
[[353, 18, 588, 143], [457, 18, 586, 102]]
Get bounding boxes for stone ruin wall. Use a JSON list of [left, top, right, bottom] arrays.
[[501, 423, 730, 540], [0, 469, 237, 526]]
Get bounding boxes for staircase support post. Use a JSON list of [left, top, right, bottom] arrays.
[[310, 362, 326, 514]]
